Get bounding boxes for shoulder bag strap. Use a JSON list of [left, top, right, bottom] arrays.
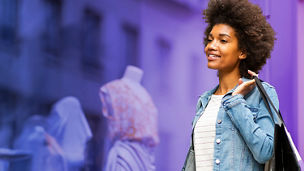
[[253, 76, 284, 126]]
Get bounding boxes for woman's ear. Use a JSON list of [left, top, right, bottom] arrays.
[[239, 51, 247, 60]]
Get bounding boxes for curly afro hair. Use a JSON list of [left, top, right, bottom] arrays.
[[203, 0, 276, 78]]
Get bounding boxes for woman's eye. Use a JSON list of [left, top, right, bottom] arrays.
[[221, 39, 228, 43], [207, 39, 212, 42]]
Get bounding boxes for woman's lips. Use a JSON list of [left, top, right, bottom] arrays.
[[207, 54, 221, 61]]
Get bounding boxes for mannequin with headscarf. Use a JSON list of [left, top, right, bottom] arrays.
[[46, 96, 92, 171], [99, 65, 159, 171]]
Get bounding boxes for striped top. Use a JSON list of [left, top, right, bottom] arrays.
[[194, 94, 224, 170]]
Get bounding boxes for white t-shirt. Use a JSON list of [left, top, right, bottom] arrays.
[[194, 94, 224, 170]]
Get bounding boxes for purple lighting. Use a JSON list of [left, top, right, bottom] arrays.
[[0, 0, 303, 170]]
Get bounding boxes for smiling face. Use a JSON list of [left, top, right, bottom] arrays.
[[204, 24, 246, 75]]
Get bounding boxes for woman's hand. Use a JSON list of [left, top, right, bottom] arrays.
[[232, 70, 258, 96]]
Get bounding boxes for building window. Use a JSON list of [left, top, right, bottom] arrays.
[[42, 0, 62, 66], [156, 37, 171, 93], [81, 9, 102, 76], [0, 0, 18, 51], [122, 24, 139, 67], [115, 24, 139, 77]]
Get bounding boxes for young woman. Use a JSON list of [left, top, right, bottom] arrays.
[[183, 0, 278, 170]]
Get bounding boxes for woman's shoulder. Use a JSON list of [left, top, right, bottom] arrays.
[[242, 78, 278, 102], [251, 79, 279, 106], [260, 80, 276, 90], [258, 80, 278, 98]]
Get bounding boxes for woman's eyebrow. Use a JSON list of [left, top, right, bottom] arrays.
[[208, 33, 214, 37], [219, 33, 231, 38]]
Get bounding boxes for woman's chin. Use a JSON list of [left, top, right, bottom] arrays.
[[207, 64, 219, 70]]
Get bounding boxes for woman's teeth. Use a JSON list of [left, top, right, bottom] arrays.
[[209, 54, 220, 58]]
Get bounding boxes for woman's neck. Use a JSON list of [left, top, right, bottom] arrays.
[[215, 69, 241, 95]]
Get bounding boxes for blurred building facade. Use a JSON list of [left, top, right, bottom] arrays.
[[0, 0, 302, 170]]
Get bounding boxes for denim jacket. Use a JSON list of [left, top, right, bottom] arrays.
[[182, 78, 279, 171]]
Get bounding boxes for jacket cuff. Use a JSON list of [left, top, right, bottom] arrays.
[[222, 94, 245, 109]]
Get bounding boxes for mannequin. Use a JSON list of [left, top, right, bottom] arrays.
[[47, 96, 92, 171], [122, 65, 143, 84], [99, 65, 159, 171]]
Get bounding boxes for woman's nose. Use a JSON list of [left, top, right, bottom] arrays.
[[208, 40, 217, 50]]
